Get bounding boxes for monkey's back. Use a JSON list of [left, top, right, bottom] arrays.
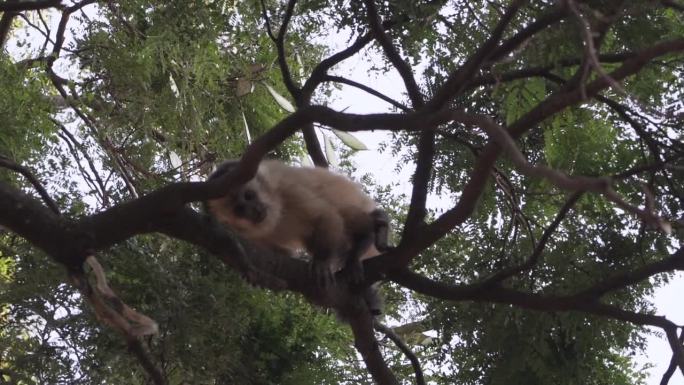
[[261, 160, 377, 215], [258, 160, 382, 266]]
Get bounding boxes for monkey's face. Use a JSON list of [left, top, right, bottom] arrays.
[[206, 160, 281, 240], [207, 178, 275, 238], [231, 186, 267, 224]]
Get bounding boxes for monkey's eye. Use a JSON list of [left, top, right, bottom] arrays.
[[243, 189, 257, 201]]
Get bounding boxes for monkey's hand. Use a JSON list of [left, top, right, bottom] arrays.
[[310, 259, 335, 288], [371, 209, 391, 252]]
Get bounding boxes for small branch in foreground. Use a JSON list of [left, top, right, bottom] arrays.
[[71, 261, 167, 385]]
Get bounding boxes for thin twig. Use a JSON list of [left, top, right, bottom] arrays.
[[0, 155, 60, 214], [323, 75, 409, 111], [374, 321, 425, 385], [482, 192, 582, 285], [452, 111, 669, 231]]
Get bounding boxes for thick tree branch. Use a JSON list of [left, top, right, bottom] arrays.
[[0, 0, 19, 47], [508, 38, 684, 137], [402, 0, 524, 238], [301, 124, 328, 167], [457, 111, 667, 229], [346, 308, 400, 385], [362, 0, 438, 238], [661, 329, 684, 385], [262, 0, 330, 166], [575, 246, 684, 299]]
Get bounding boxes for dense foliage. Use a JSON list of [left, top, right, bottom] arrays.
[[1, 1, 683, 384]]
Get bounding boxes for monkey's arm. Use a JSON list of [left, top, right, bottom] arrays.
[[306, 212, 346, 287], [371, 209, 390, 252]]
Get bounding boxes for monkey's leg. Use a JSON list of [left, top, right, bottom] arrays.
[[340, 209, 379, 284], [370, 209, 390, 252], [364, 284, 383, 316], [307, 214, 346, 287]]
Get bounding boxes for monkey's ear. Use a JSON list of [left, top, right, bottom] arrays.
[[208, 159, 241, 180], [204, 159, 241, 214]]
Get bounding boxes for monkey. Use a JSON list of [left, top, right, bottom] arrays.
[[204, 159, 389, 290]]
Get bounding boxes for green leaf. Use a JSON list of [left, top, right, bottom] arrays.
[[263, 82, 296, 113], [323, 134, 338, 167], [331, 129, 368, 151]]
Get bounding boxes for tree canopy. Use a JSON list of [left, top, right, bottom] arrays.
[[1, 0, 683, 384]]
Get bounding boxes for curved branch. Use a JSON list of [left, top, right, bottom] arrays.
[[303, 33, 374, 98], [362, 0, 423, 107], [0, 155, 60, 214], [54, 119, 109, 205], [346, 309, 399, 385], [388, 269, 679, 329], [374, 321, 425, 385], [273, 0, 300, 99], [455, 111, 667, 228], [575, 246, 684, 299], [323, 75, 409, 111], [49, 0, 96, 63]]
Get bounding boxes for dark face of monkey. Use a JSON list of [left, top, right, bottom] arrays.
[[205, 160, 280, 237], [231, 186, 267, 224]]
